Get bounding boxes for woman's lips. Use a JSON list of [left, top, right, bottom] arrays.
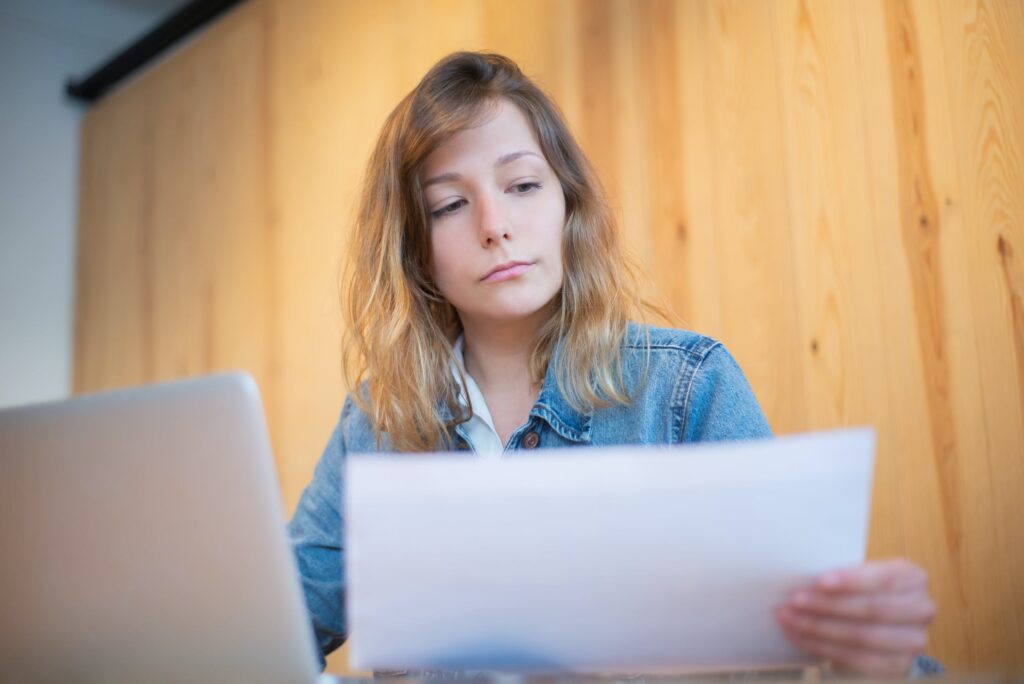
[[481, 262, 533, 283]]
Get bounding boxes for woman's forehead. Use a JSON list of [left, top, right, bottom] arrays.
[[421, 100, 544, 175]]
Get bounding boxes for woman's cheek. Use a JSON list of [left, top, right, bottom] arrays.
[[432, 257, 469, 306]]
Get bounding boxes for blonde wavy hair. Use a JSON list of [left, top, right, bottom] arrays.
[[343, 51, 658, 452]]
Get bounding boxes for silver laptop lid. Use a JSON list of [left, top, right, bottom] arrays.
[[0, 373, 320, 684]]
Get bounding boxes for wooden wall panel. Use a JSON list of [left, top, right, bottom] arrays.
[[74, 0, 1024, 674], [934, 0, 1024, 657], [75, 0, 280, 457]]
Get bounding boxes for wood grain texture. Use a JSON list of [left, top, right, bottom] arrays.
[[73, 0, 1024, 673], [935, 0, 1024, 665], [772, 0, 907, 569]]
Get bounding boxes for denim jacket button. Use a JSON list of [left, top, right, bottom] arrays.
[[521, 431, 540, 448]]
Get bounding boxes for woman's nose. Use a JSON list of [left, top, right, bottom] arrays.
[[476, 193, 512, 246]]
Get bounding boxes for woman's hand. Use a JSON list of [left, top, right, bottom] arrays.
[[775, 559, 937, 677]]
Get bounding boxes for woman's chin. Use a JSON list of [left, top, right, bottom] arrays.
[[461, 303, 554, 327]]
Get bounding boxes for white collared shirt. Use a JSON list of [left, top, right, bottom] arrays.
[[450, 334, 504, 457]]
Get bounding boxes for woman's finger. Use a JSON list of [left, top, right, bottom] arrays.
[[787, 588, 937, 625], [776, 606, 928, 655], [817, 559, 928, 594], [780, 625, 916, 677]]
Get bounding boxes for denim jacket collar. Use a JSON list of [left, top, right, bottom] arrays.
[[529, 337, 592, 443], [437, 334, 593, 445]]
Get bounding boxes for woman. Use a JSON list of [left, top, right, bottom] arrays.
[[288, 51, 938, 678]]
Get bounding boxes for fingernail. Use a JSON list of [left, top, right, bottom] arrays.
[[791, 591, 811, 606]]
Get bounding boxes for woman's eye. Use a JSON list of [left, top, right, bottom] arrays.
[[511, 182, 541, 194], [429, 184, 539, 220], [431, 199, 466, 219]]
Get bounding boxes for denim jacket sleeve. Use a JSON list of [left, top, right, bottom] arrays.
[[679, 342, 773, 443], [287, 398, 351, 669]]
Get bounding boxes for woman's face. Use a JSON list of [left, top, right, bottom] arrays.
[[421, 98, 566, 330]]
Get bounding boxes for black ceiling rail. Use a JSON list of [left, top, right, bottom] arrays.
[[65, 0, 247, 104]]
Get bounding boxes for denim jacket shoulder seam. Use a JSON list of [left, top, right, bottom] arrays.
[[620, 325, 720, 360], [621, 341, 706, 358], [676, 340, 724, 442]]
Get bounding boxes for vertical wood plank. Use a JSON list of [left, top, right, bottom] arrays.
[[74, 86, 152, 393], [632, 0, 692, 323], [674, 0, 723, 336], [934, 0, 1024, 668], [889, 0, 1022, 668], [576, 0, 622, 212], [703, 0, 806, 433], [771, 0, 909, 568], [852, 0, 971, 667]]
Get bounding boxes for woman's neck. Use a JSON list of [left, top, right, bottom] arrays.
[[460, 316, 541, 394], [459, 311, 550, 445]]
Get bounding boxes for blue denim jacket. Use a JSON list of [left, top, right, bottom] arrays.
[[287, 324, 940, 677]]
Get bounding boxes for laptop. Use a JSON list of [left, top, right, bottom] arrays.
[[0, 373, 322, 684]]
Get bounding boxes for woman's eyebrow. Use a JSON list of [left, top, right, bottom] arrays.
[[422, 150, 542, 189]]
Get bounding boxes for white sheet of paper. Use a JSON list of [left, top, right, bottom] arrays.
[[345, 428, 875, 673]]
